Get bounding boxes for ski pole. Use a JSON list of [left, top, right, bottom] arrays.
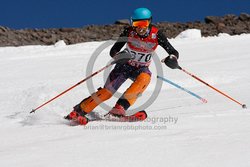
[[178, 66, 247, 109], [157, 76, 207, 103], [30, 61, 115, 113]]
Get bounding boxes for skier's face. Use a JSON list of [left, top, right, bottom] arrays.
[[132, 20, 150, 36], [135, 27, 148, 36]]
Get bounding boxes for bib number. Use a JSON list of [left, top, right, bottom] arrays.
[[130, 50, 152, 63]]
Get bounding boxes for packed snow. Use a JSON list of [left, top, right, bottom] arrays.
[[175, 28, 202, 39], [0, 30, 250, 167]]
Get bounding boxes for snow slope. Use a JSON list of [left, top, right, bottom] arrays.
[[0, 32, 250, 167]]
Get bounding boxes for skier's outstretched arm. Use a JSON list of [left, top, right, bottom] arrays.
[[157, 30, 179, 57], [157, 30, 180, 69], [110, 27, 130, 57]]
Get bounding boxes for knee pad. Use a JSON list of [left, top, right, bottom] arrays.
[[80, 87, 113, 113], [123, 72, 151, 107]]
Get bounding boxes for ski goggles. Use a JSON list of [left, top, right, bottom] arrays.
[[132, 20, 150, 28]]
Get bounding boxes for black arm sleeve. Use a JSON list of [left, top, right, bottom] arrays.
[[157, 30, 179, 58], [109, 26, 130, 57]]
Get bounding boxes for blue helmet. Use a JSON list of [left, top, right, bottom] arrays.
[[131, 8, 152, 21]]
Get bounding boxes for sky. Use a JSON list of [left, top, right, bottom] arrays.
[[0, 0, 250, 29]]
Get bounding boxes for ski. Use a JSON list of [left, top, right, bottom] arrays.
[[64, 110, 147, 126], [96, 110, 147, 122]]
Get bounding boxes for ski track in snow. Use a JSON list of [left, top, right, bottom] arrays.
[[0, 34, 250, 167]]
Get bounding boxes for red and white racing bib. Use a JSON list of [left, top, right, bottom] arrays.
[[126, 46, 152, 67], [126, 26, 159, 67]]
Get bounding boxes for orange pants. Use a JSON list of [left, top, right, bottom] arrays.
[[119, 72, 151, 109], [79, 65, 151, 113]]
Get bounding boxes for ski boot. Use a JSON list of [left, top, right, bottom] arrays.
[[65, 105, 88, 125], [108, 104, 126, 118], [107, 104, 148, 121]]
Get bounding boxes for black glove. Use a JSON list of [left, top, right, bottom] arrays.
[[112, 50, 133, 64], [163, 55, 179, 69]]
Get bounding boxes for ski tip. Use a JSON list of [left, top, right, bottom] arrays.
[[242, 104, 247, 109]]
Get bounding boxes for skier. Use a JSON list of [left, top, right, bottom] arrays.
[[65, 7, 179, 125]]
